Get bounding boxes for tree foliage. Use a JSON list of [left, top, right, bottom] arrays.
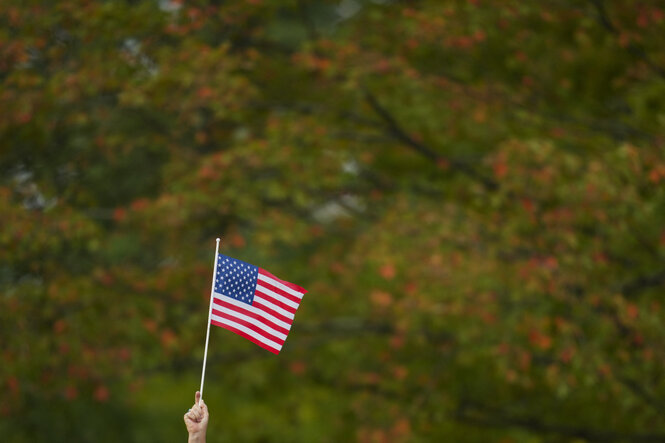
[[2, 0, 664, 441]]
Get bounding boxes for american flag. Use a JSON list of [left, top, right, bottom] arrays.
[[210, 254, 307, 354]]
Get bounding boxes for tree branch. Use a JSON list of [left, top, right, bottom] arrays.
[[588, 0, 665, 79], [619, 268, 665, 297], [362, 88, 499, 191]]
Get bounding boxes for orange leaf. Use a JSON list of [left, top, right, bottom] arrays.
[[371, 290, 392, 308], [379, 263, 395, 280]]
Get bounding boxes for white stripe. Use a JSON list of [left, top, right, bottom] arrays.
[[253, 295, 295, 320], [255, 284, 300, 310], [211, 315, 283, 351], [211, 306, 287, 341], [213, 293, 292, 330], [258, 274, 305, 299]]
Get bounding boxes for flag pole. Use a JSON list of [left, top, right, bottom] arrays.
[[199, 237, 220, 403]]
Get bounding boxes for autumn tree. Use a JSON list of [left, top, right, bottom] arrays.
[[1, 0, 664, 441]]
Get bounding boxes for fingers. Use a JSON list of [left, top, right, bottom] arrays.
[[193, 405, 203, 421], [185, 405, 202, 422], [184, 391, 208, 426]]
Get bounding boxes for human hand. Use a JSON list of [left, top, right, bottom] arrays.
[[184, 391, 209, 443]]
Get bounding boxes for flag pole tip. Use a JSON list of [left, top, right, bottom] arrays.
[[216, 237, 220, 243]]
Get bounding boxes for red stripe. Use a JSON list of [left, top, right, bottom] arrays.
[[258, 268, 307, 294], [254, 290, 298, 315], [252, 299, 293, 325], [256, 278, 302, 305], [211, 319, 280, 354], [213, 297, 289, 335], [211, 308, 284, 344]]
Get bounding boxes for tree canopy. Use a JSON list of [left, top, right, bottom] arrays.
[[2, 0, 664, 441]]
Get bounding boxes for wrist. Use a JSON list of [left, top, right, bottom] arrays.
[[188, 431, 206, 443]]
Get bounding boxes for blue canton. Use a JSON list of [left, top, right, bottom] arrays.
[[214, 254, 259, 306]]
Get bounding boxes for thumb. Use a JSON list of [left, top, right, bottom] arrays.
[[195, 391, 201, 405]]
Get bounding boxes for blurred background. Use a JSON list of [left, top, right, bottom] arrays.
[[2, 0, 665, 441]]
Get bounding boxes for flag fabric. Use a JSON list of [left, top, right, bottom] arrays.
[[210, 254, 307, 354]]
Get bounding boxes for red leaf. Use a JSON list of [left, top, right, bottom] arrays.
[[94, 385, 109, 402], [64, 385, 78, 401], [113, 207, 127, 222]]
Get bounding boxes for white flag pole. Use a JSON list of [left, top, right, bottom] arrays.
[[199, 237, 220, 403]]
